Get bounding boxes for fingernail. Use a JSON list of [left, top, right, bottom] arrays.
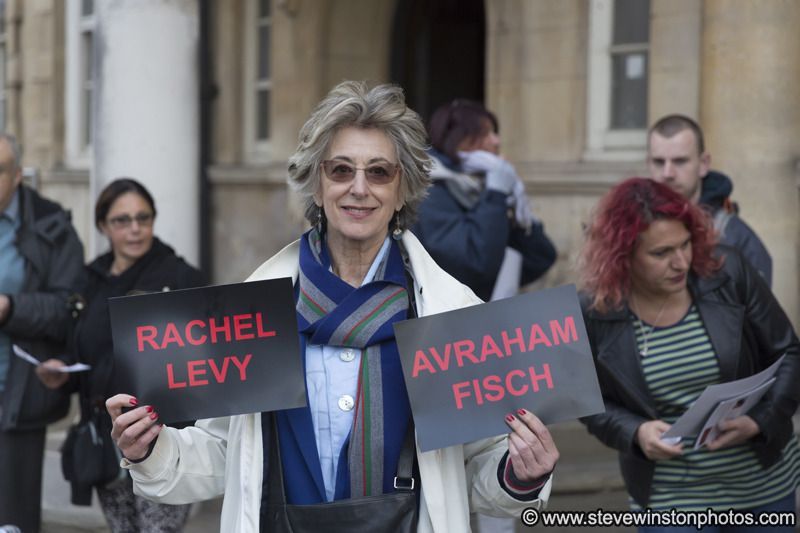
[[506, 414, 515, 423], [517, 408, 527, 416], [129, 398, 138, 406], [146, 405, 154, 413], [150, 412, 158, 420]]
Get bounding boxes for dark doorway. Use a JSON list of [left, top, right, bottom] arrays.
[[390, 0, 486, 123]]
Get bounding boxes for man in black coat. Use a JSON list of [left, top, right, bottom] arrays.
[[0, 133, 84, 532]]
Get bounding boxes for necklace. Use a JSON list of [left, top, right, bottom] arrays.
[[631, 294, 667, 357]]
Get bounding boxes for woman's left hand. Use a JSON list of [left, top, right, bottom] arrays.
[[505, 409, 559, 482], [35, 359, 69, 389], [705, 415, 760, 451]]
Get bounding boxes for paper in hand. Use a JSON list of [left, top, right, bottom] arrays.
[[12, 344, 91, 373]]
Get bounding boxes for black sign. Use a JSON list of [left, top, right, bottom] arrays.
[[394, 284, 604, 452], [109, 278, 305, 424]]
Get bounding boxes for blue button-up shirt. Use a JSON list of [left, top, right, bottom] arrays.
[[0, 190, 26, 392], [305, 236, 391, 501]]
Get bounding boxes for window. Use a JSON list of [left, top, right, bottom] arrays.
[[65, 0, 96, 167], [585, 0, 650, 160], [243, 0, 272, 162], [0, 0, 7, 131]]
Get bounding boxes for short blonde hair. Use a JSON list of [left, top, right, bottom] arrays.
[[287, 81, 431, 230]]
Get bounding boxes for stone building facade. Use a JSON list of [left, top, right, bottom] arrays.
[[4, 0, 799, 325]]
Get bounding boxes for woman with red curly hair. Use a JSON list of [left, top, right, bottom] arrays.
[[579, 178, 800, 530]]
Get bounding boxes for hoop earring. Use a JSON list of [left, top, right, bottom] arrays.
[[392, 211, 403, 240]]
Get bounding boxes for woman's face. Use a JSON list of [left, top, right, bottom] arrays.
[[100, 192, 155, 266], [457, 118, 500, 154], [315, 127, 403, 253], [629, 218, 692, 298]]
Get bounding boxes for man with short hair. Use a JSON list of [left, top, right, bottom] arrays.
[[0, 133, 84, 532], [647, 114, 772, 286]]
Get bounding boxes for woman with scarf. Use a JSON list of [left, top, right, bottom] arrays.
[[105, 81, 559, 532], [579, 178, 800, 532], [40, 178, 204, 531], [413, 99, 556, 302]]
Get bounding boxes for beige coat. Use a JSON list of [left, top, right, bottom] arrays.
[[126, 232, 552, 532]]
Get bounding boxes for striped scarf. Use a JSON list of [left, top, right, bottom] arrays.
[[296, 229, 411, 498]]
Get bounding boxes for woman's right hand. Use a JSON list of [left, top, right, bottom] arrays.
[[106, 394, 162, 462], [636, 420, 683, 460]]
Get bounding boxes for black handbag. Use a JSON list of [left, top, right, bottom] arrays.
[[262, 415, 418, 533], [60, 373, 127, 505]]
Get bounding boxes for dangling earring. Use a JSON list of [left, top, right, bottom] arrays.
[[316, 207, 325, 235], [392, 211, 403, 240]]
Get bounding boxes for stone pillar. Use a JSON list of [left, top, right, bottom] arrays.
[[93, 0, 199, 264], [700, 0, 800, 325]]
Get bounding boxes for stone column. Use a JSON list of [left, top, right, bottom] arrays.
[[700, 0, 800, 325], [92, 0, 199, 264]]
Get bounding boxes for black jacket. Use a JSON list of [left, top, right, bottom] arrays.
[[0, 185, 84, 431], [67, 237, 204, 504], [580, 246, 800, 506], [413, 152, 557, 301], [74, 237, 205, 404]]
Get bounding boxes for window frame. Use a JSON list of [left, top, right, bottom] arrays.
[[242, 0, 273, 164], [585, 0, 650, 161], [64, 0, 95, 168]]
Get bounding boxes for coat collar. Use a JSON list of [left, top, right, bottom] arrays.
[[588, 265, 743, 416]]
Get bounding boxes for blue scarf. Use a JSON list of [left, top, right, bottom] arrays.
[[270, 230, 412, 504]]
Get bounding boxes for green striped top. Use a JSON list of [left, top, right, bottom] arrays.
[[631, 305, 800, 511]]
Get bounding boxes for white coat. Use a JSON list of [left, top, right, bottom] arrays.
[[125, 232, 552, 532]]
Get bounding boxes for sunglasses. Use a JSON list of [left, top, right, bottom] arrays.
[[107, 212, 154, 230], [321, 160, 399, 185]]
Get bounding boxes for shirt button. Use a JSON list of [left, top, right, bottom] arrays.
[[338, 395, 355, 412], [339, 349, 356, 362]]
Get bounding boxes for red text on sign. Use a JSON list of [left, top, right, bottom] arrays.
[[412, 316, 576, 378], [166, 354, 253, 389], [136, 313, 275, 352], [451, 364, 554, 410]]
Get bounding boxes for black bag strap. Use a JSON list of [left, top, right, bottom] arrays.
[[393, 421, 416, 492]]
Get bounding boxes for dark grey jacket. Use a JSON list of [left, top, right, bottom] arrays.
[[700, 171, 772, 286], [0, 185, 84, 431], [580, 246, 800, 506]]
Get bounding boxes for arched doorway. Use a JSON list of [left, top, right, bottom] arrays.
[[390, 0, 486, 123]]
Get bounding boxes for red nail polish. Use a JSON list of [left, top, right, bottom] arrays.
[[150, 412, 158, 420], [517, 408, 526, 416], [506, 414, 515, 423], [129, 398, 138, 406], [146, 405, 154, 413]]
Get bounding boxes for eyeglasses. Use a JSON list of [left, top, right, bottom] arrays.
[[107, 212, 154, 229], [321, 160, 399, 185]]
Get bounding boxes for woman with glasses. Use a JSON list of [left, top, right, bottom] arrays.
[[579, 177, 800, 532], [105, 82, 558, 532], [41, 178, 204, 532]]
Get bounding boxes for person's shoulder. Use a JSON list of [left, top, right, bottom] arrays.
[[22, 185, 68, 218], [246, 239, 300, 282], [21, 185, 79, 244]]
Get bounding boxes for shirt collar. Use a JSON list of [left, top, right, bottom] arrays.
[[1, 189, 20, 223]]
